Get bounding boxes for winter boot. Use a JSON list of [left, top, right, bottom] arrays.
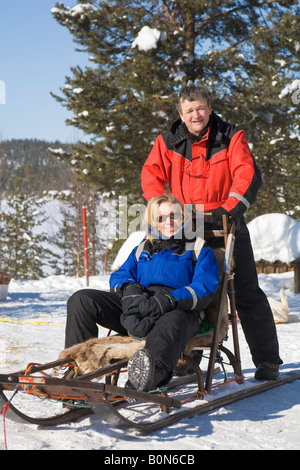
[[125, 349, 171, 394], [174, 350, 203, 376], [254, 362, 279, 381]]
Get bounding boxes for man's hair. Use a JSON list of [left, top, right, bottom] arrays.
[[176, 85, 211, 114]]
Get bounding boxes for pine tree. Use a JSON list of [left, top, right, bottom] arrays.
[[51, 0, 300, 218], [215, 3, 300, 219], [55, 178, 111, 276], [1, 178, 53, 279]]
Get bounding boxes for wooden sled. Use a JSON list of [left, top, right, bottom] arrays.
[[1, 216, 300, 433]]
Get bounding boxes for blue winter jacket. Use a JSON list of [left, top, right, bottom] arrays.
[[110, 240, 220, 312]]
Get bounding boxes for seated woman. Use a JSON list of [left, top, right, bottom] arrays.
[[65, 194, 219, 393]]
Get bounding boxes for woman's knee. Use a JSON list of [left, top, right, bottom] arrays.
[[67, 289, 99, 321], [67, 290, 83, 310], [164, 309, 199, 334]]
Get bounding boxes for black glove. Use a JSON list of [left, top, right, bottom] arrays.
[[123, 290, 176, 318], [212, 207, 230, 226], [120, 291, 176, 339], [120, 312, 156, 339], [120, 283, 145, 312], [136, 291, 176, 318]]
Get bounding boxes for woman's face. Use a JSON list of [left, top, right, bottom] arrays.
[[157, 202, 182, 238]]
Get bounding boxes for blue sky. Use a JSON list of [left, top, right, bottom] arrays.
[[0, 0, 90, 143]]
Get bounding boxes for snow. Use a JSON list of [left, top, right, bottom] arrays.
[[69, 4, 98, 16], [0, 212, 299, 450], [279, 79, 300, 99], [132, 26, 163, 52], [248, 213, 300, 263], [47, 147, 67, 155], [78, 111, 89, 117], [172, 71, 187, 82], [51, 3, 98, 17], [112, 230, 146, 270]]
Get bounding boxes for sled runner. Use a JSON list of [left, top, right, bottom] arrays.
[[1, 215, 299, 433], [1, 355, 299, 433]]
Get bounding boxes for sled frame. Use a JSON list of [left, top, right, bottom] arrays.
[[181, 214, 242, 394], [1, 357, 300, 433]]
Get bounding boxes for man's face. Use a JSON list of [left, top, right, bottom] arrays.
[[179, 98, 211, 135]]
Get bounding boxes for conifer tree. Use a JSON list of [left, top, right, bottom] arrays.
[[1, 178, 52, 279], [215, 3, 300, 219], [55, 178, 110, 276], [51, 0, 300, 218]]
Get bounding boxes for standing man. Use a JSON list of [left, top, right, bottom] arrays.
[[141, 84, 282, 380]]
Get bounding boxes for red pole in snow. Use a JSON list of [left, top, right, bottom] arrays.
[[82, 206, 89, 286]]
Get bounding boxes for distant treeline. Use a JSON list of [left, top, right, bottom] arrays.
[[0, 139, 72, 196]]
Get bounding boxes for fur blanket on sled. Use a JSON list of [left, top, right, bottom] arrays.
[[57, 336, 145, 376]]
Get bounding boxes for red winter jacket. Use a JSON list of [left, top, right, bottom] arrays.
[[141, 113, 262, 220]]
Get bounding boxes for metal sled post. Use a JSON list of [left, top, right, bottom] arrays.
[[205, 217, 239, 393], [218, 215, 242, 374], [227, 274, 242, 376]]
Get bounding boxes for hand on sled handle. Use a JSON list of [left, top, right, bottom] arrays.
[[211, 207, 230, 226]]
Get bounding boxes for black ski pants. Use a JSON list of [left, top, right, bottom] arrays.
[[65, 289, 200, 373], [228, 218, 282, 367]]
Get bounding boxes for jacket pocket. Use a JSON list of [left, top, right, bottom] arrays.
[[209, 151, 228, 166]]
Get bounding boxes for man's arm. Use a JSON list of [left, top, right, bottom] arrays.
[[141, 135, 171, 202], [221, 130, 262, 221]]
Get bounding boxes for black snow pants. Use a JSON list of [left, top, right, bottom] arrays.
[[232, 218, 282, 366], [65, 289, 200, 373], [206, 216, 282, 367]]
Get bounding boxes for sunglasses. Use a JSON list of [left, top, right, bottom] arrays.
[[157, 212, 182, 223]]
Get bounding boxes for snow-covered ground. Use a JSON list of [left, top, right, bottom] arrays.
[[0, 269, 299, 451]]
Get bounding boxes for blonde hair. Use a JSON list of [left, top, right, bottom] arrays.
[[143, 194, 184, 243]]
